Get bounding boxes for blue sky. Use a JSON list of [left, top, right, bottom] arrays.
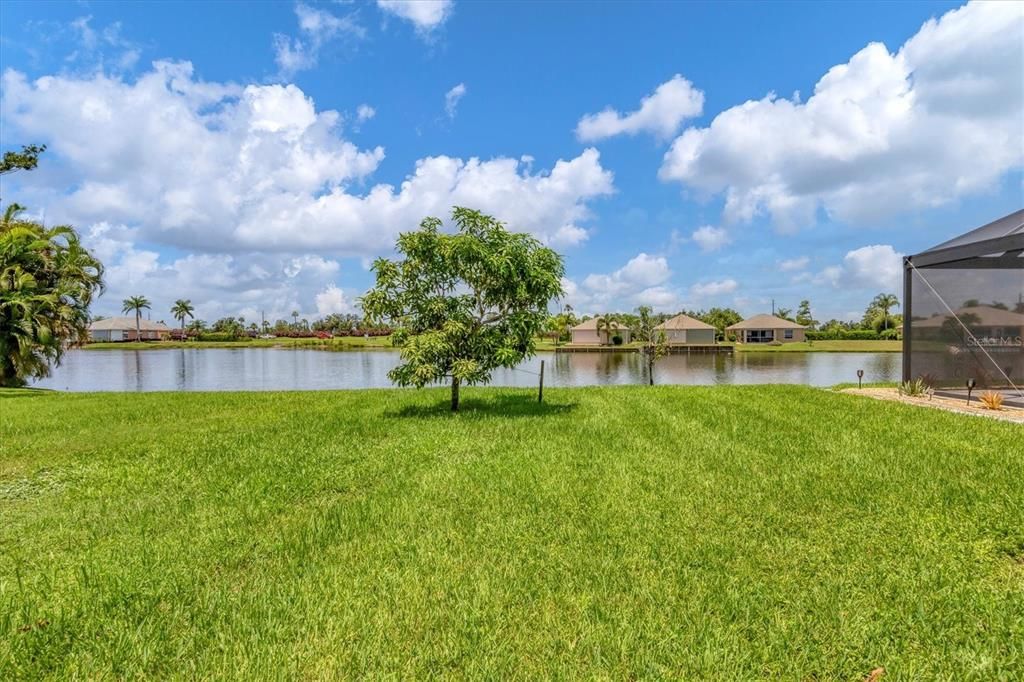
[[1, 0, 1021, 324]]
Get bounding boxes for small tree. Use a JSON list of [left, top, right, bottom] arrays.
[[171, 299, 195, 339], [636, 306, 668, 385], [361, 207, 564, 411], [596, 315, 616, 346], [869, 293, 900, 332], [698, 307, 743, 341], [796, 299, 816, 329], [122, 295, 151, 341]]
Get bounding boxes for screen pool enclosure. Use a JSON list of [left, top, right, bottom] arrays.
[[903, 209, 1024, 407]]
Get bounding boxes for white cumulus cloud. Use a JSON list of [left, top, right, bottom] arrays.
[[583, 253, 671, 294], [2, 62, 614, 255], [659, 1, 1024, 228], [690, 225, 731, 252], [800, 244, 904, 293], [841, 244, 904, 292], [576, 74, 704, 142], [778, 256, 810, 272], [81, 223, 346, 322], [564, 253, 683, 312], [691, 279, 738, 297], [315, 285, 354, 315], [377, 0, 453, 33], [356, 103, 376, 122]]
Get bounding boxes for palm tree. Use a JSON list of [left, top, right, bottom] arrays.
[[1, 204, 104, 386], [291, 310, 300, 330], [871, 293, 900, 331], [170, 299, 195, 340], [596, 315, 615, 346], [122, 295, 151, 341]]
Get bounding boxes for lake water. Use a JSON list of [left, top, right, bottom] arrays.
[[32, 348, 901, 392]]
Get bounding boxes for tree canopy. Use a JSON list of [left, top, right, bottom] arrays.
[[0, 144, 47, 177], [1, 204, 104, 386], [361, 207, 564, 411]]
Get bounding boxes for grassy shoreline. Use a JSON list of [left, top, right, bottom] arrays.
[[82, 337, 902, 353], [2, 385, 1020, 677]]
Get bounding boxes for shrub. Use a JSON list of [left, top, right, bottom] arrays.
[[611, 334, 624, 346], [898, 378, 929, 397], [806, 329, 881, 341], [880, 328, 901, 340], [979, 391, 1004, 411], [197, 332, 241, 342]]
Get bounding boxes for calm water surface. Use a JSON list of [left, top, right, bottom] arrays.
[[33, 348, 901, 392]]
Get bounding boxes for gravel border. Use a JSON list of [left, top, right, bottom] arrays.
[[842, 387, 1024, 424]]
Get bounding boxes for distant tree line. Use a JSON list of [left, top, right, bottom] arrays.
[[162, 312, 392, 341]]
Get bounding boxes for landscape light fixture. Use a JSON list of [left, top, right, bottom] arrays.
[[966, 378, 976, 405], [856, 369, 864, 389]]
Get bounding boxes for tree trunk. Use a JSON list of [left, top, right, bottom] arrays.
[[648, 356, 655, 386], [1, 356, 23, 388], [136, 311, 141, 342], [451, 377, 460, 412]]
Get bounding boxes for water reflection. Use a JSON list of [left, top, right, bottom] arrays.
[[33, 348, 901, 392]]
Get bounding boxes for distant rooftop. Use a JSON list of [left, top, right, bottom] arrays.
[[654, 313, 715, 331], [90, 317, 170, 331], [571, 318, 627, 331], [726, 314, 806, 330]]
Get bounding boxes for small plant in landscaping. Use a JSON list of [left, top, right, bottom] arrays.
[[979, 391, 1005, 411], [612, 334, 624, 346], [898, 378, 929, 396]]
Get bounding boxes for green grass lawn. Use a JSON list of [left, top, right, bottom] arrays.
[[2, 386, 1021, 678], [734, 340, 902, 352]]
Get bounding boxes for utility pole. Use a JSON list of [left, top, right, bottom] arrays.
[[771, 299, 775, 316]]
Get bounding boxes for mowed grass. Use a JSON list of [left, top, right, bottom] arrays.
[[734, 340, 902, 352], [1, 386, 1022, 679]]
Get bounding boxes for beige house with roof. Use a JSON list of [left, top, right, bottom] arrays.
[[88, 317, 171, 342], [653, 314, 717, 345], [912, 305, 1024, 339], [570, 318, 632, 345], [727, 314, 806, 344]]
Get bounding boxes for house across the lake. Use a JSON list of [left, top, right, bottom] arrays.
[[727, 314, 806, 344], [570, 318, 632, 345], [912, 305, 1024, 341], [653, 313, 716, 345], [88, 317, 171, 342]]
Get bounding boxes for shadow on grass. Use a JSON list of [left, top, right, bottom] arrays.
[[0, 388, 52, 399], [386, 393, 578, 419]]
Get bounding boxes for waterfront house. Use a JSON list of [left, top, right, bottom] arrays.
[[88, 317, 171, 342], [570, 318, 632, 345], [726, 314, 806, 343], [652, 314, 716, 345]]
